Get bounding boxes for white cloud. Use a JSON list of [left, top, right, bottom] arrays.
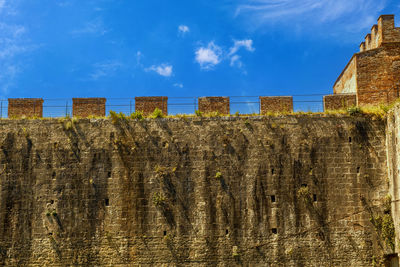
[[235, 0, 387, 35], [178, 25, 190, 34], [71, 18, 108, 36], [0, 2, 35, 94], [229, 39, 255, 56], [173, 83, 183, 88], [230, 55, 242, 67], [90, 61, 123, 80], [146, 64, 173, 77], [195, 42, 222, 70]]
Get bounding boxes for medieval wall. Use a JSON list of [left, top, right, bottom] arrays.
[[386, 105, 400, 256], [333, 56, 358, 95], [356, 43, 400, 106], [0, 114, 391, 266]]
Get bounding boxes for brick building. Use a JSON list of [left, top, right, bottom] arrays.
[[326, 15, 400, 109]]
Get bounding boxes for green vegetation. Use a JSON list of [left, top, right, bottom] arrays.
[[152, 108, 164, 118], [297, 186, 312, 206], [109, 110, 128, 124], [130, 110, 144, 120], [370, 195, 395, 251], [195, 110, 203, 117], [153, 192, 166, 207], [215, 171, 222, 179]]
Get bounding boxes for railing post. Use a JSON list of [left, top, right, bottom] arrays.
[[66, 101, 68, 117], [130, 99, 132, 114], [1, 101, 3, 118]]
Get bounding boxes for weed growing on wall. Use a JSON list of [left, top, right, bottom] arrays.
[[151, 108, 164, 118], [370, 194, 395, 251], [195, 110, 203, 117], [153, 192, 166, 207], [130, 111, 144, 120], [215, 172, 222, 179]]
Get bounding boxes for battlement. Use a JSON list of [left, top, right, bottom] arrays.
[[360, 15, 400, 52], [198, 97, 230, 114], [259, 96, 293, 114], [135, 96, 168, 115], [323, 94, 356, 111], [8, 98, 44, 118], [72, 98, 106, 118]]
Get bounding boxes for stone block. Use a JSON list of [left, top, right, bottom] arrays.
[[259, 96, 293, 114], [135, 97, 168, 115], [8, 98, 44, 118], [198, 97, 230, 114], [323, 94, 357, 111], [72, 98, 106, 117]]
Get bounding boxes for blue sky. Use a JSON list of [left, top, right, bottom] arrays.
[[0, 0, 400, 113]]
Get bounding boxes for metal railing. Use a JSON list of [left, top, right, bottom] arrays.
[[2, 86, 399, 118], [0, 94, 328, 118]]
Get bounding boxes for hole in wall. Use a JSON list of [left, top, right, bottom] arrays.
[[271, 195, 276, 203], [301, 184, 307, 188], [48, 232, 53, 236], [225, 229, 229, 235], [357, 167, 360, 173], [163, 230, 167, 236], [349, 137, 352, 143], [105, 199, 109, 206], [107, 171, 111, 178], [271, 168, 275, 175], [52, 172, 56, 180], [50, 200, 54, 204], [313, 194, 317, 202], [271, 228, 277, 234]]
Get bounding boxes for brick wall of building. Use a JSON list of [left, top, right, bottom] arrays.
[[356, 44, 400, 106], [323, 94, 357, 111], [333, 56, 358, 94], [198, 97, 230, 114], [135, 97, 168, 115], [335, 15, 400, 107], [259, 96, 293, 113], [72, 98, 106, 117], [8, 98, 44, 118]]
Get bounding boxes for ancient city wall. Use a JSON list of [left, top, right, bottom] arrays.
[[0, 114, 392, 266], [386, 105, 400, 256], [333, 56, 358, 95]]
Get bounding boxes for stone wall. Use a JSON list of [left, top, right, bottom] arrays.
[[323, 94, 357, 111], [0, 115, 391, 266], [135, 97, 168, 115], [356, 43, 400, 106], [259, 96, 293, 113], [360, 15, 400, 52], [72, 98, 106, 117], [333, 56, 358, 94], [386, 105, 400, 256], [334, 15, 400, 107], [8, 98, 44, 118], [198, 97, 230, 114]]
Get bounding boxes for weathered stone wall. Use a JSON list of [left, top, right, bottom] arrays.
[[323, 94, 357, 111], [259, 96, 293, 113], [333, 15, 400, 107], [0, 115, 391, 266], [333, 56, 358, 94], [8, 98, 44, 118], [198, 97, 230, 114], [135, 97, 168, 115], [356, 43, 400, 106], [72, 98, 106, 118], [386, 105, 400, 256]]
